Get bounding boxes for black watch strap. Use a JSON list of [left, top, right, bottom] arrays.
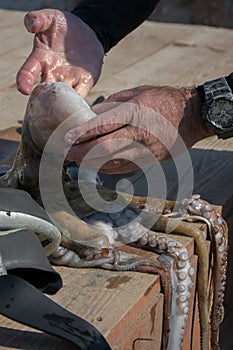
[[226, 72, 233, 90], [196, 74, 233, 103], [203, 77, 233, 104], [0, 273, 111, 350]]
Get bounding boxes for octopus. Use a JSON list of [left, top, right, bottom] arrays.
[[0, 82, 228, 350]]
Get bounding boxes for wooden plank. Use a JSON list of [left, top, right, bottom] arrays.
[[94, 43, 232, 96], [107, 293, 163, 350], [0, 43, 33, 91], [0, 87, 28, 130], [0, 9, 26, 29], [87, 24, 233, 104], [101, 22, 195, 81], [101, 22, 233, 83], [54, 267, 159, 328], [194, 135, 233, 151], [173, 25, 233, 52], [0, 25, 32, 56], [0, 11, 32, 90]]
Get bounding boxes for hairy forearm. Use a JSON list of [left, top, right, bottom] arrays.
[[71, 0, 160, 52]]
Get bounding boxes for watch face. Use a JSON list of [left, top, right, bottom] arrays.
[[208, 98, 233, 129]]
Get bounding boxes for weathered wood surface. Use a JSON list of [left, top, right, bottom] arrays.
[[0, 236, 197, 350], [0, 9, 233, 350], [0, 268, 163, 350]]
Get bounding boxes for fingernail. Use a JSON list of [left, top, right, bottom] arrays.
[[65, 131, 78, 144]]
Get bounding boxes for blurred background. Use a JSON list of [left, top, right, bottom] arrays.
[[0, 0, 232, 28]]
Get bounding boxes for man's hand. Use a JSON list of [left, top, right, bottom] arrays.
[[17, 9, 104, 97], [65, 85, 214, 174]]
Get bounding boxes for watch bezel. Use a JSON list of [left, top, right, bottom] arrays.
[[205, 97, 233, 130]]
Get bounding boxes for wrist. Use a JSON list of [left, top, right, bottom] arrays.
[[194, 88, 216, 139], [182, 88, 215, 145]]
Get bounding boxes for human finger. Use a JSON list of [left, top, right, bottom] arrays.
[[16, 56, 42, 95], [73, 72, 95, 99], [66, 125, 155, 168], [65, 102, 136, 145], [66, 136, 153, 174]]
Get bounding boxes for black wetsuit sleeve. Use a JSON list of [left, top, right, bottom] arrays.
[[71, 0, 160, 52]]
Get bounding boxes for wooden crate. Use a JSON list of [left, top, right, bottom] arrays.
[[0, 232, 204, 350]]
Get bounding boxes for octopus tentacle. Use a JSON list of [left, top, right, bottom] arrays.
[[181, 196, 228, 350], [0, 210, 61, 256], [50, 246, 154, 269], [132, 230, 194, 350], [153, 215, 210, 350]]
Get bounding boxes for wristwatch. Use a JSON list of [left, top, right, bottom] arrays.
[[198, 76, 233, 139]]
